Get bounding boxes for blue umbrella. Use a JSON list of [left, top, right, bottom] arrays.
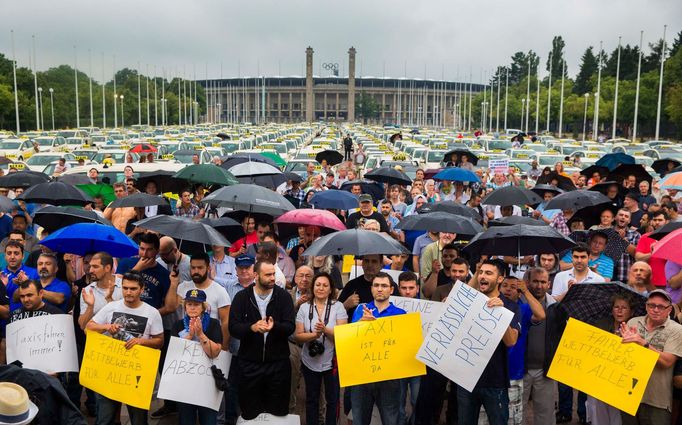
[[309, 190, 359, 210], [433, 167, 481, 182], [595, 153, 635, 171], [40, 223, 139, 257]]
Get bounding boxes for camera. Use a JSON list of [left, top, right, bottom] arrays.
[[308, 340, 325, 357]]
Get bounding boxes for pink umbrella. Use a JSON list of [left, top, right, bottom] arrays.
[[274, 209, 346, 233], [652, 228, 682, 264]]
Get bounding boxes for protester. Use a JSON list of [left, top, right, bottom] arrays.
[[397, 271, 421, 425], [294, 272, 347, 425]]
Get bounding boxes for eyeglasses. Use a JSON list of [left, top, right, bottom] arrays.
[[646, 303, 671, 311]]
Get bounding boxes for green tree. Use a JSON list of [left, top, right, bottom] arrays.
[[574, 47, 598, 95], [546, 36, 567, 80], [355, 91, 382, 122]]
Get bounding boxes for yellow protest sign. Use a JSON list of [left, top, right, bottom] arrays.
[[335, 313, 426, 387], [547, 318, 658, 415], [80, 331, 161, 410]]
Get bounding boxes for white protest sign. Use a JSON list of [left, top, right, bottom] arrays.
[[237, 414, 301, 425], [158, 336, 232, 411], [488, 158, 509, 174], [6, 314, 79, 373], [389, 296, 443, 335], [416, 281, 514, 392]]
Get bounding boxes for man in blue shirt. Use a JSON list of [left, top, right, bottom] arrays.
[[559, 231, 614, 281], [350, 272, 406, 425], [2, 241, 39, 313], [35, 253, 71, 313]]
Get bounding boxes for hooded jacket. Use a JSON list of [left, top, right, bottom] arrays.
[[228, 283, 295, 363]]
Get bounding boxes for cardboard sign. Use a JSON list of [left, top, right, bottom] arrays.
[[416, 281, 514, 392], [389, 296, 443, 335], [488, 159, 509, 174], [335, 313, 426, 387], [547, 318, 658, 416], [237, 414, 300, 425], [80, 331, 160, 410], [6, 314, 79, 373], [158, 336, 232, 411]]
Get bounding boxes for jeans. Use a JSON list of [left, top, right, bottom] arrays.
[[301, 364, 338, 425], [350, 380, 401, 425], [621, 403, 671, 425], [95, 393, 148, 425], [59, 372, 82, 409], [558, 383, 586, 418], [457, 386, 509, 425], [415, 367, 457, 425], [400, 376, 421, 425], [178, 402, 218, 425]]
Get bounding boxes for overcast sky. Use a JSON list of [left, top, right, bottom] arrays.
[[3, 0, 681, 84]]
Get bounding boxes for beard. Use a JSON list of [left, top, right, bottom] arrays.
[[191, 272, 208, 284], [38, 270, 51, 278]]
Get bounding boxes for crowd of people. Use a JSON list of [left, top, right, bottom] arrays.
[[0, 132, 682, 425]]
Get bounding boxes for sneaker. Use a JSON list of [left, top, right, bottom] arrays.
[[150, 404, 177, 419]]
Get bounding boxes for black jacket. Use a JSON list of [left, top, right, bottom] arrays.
[[542, 303, 569, 376], [228, 284, 295, 363]]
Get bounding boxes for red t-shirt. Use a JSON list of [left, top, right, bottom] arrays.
[[636, 233, 666, 287], [228, 232, 259, 253]]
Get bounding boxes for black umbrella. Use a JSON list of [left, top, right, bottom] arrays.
[[134, 215, 230, 249], [652, 158, 681, 177], [649, 221, 682, 241], [315, 150, 344, 166], [203, 184, 295, 217], [17, 181, 93, 206], [303, 229, 409, 257], [417, 201, 480, 220], [108, 193, 170, 209], [284, 172, 302, 183], [481, 186, 543, 206], [536, 172, 576, 192], [219, 153, 277, 170], [570, 203, 618, 229], [588, 181, 620, 195], [0, 196, 14, 213], [545, 190, 611, 212], [135, 171, 188, 194], [463, 224, 576, 258], [55, 174, 93, 185], [608, 163, 652, 185], [588, 228, 631, 262], [488, 216, 547, 226], [530, 184, 563, 197], [364, 167, 412, 186], [0, 171, 50, 188], [558, 282, 647, 326], [339, 180, 385, 202], [200, 217, 245, 243], [442, 149, 479, 166], [389, 132, 402, 143], [580, 165, 610, 179], [216, 133, 231, 140], [33, 206, 112, 232], [396, 211, 483, 236]]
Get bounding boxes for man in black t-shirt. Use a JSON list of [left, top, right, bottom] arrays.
[[457, 260, 521, 425], [338, 254, 398, 319], [345, 194, 389, 233], [8, 280, 62, 323]]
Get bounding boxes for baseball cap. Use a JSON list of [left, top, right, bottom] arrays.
[[648, 289, 672, 304], [185, 289, 207, 303], [359, 194, 372, 203], [235, 255, 255, 267]]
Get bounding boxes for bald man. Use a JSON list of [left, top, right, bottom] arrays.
[[627, 261, 654, 295], [157, 236, 191, 282]]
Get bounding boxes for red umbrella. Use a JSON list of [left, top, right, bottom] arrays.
[[129, 143, 158, 153], [274, 209, 346, 233], [652, 228, 682, 264]]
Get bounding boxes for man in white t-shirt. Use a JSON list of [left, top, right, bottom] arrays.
[[551, 243, 605, 302], [78, 251, 123, 330], [86, 271, 164, 424], [168, 253, 231, 350]]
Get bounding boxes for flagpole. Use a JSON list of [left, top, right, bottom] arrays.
[[632, 31, 643, 142], [654, 24, 667, 141], [612, 36, 621, 139]]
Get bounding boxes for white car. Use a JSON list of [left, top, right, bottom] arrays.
[[25, 152, 76, 171], [0, 139, 36, 161]]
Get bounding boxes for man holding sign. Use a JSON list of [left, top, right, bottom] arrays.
[[457, 260, 521, 425], [350, 272, 406, 425], [620, 289, 682, 424], [86, 271, 164, 425]]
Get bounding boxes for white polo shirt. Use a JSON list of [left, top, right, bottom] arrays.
[[551, 268, 605, 297]]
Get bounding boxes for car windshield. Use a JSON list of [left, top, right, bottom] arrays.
[[27, 155, 61, 165], [93, 152, 127, 163], [57, 131, 77, 138], [34, 138, 54, 146], [0, 141, 21, 149], [427, 150, 446, 162], [537, 155, 566, 166], [222, 144, 240, 153], [171, 152, 197, 164]]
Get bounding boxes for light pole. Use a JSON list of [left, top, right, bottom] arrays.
[[654, 24, 667, 141], [633, 30, 644, 142], [558, 59, 565, 137], [582, 93, 590, 141], [594, 41, 603, 140], [49, 88, 54, 130], [521, 98, 526, 129], [120, 95, 125, 128], [161, 98, 165, 126], [37, 87, 43, 130], [113, 93, 118, 128]]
